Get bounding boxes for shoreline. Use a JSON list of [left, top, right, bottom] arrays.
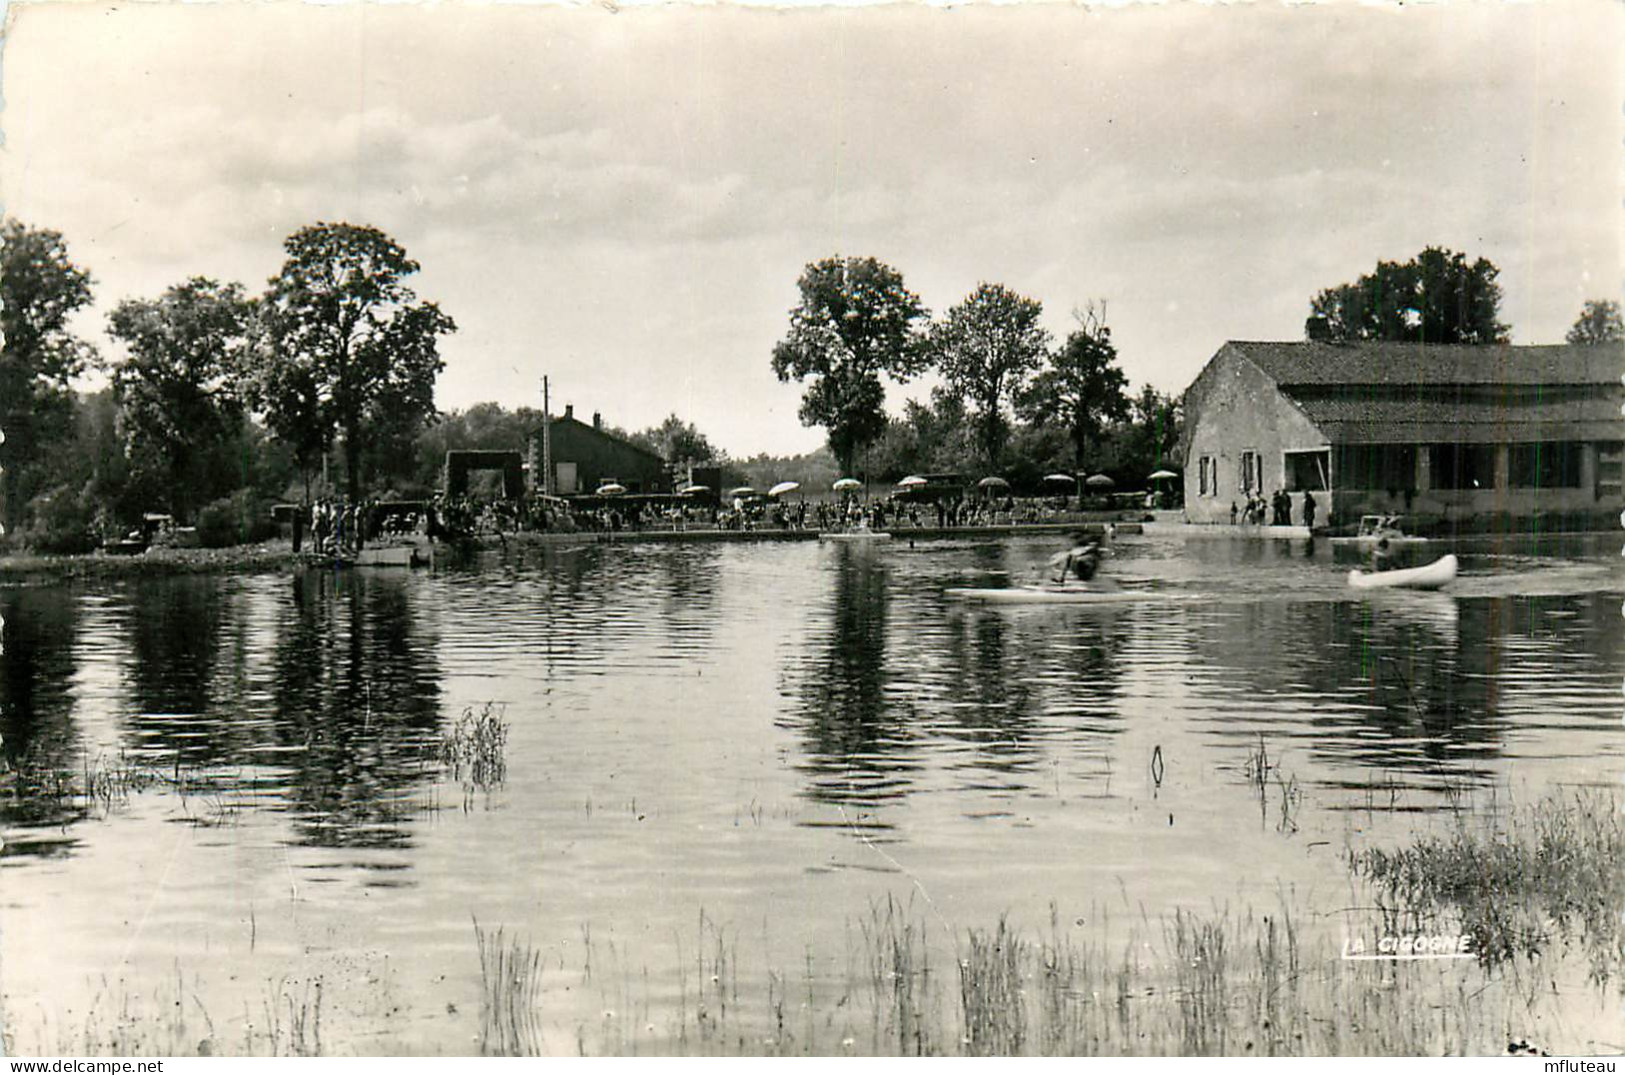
[[4, 519, 1620, 583]]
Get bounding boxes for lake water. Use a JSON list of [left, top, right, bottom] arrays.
[[3, 532, 1622, 1054]]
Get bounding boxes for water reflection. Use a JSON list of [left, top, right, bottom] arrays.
[[0, 586, 87, 844], [778, 546, 919, 812], [269, 569, 442, 851]]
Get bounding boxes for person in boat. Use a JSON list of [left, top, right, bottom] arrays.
[[1054, 533, 1103, 584], [1370, 535, 1395, 573]]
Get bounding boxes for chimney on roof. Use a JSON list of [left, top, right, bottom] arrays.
[[593, 411, 602, 430], [563, 404, 574, 420]]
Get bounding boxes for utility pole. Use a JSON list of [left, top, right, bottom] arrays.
[[541, 376, 552, 498]]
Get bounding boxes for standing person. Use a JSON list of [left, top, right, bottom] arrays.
[[1229, 501, 1238, 526], [1302, 491, 1316, 531]]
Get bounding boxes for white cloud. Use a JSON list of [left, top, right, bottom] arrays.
[[4, 0, 1619, 454]]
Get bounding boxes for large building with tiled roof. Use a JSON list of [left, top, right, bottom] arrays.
[[1180, 341, 1624, 530]]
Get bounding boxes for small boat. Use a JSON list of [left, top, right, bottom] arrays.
[[1347, 553, 1457, 591], [818, 530, 892, 542], [353, 539, 432, 568], [946, 583, 1174, 605], [1330, 514, 1429, 546]]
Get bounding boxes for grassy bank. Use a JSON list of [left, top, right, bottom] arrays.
[[0, 540, 299, 582]]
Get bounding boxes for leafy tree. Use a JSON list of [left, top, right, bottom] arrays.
[[1566, 299, 1624, 345], [927, 282, 1051, 466], [0, 220, 97, 535], [867, 396, 977, 482], [770, 256, 928, 477], [107, 278, 254, 519], [256, 223, 456, 501], [1016, 304, 1129, 473], [1307, 246, 1508, 344], [1126, 385, 1183, 475], [630, 414, 719, 466]]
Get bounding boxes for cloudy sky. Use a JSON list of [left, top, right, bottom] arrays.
[[3, 0, 1619, 457]]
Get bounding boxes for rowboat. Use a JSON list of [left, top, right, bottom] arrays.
[[946, 583, 1173, 605], [1347, 554, 1457, 591]]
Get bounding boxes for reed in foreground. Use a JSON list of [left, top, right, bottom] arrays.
[[1349, 790, 1623, 980]]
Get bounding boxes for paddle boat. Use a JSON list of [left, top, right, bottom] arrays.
[[1347, 553, 1457, 591], [1330, 514, 1429, 547]]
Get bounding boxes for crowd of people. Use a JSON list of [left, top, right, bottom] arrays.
[[1229, 490, 1318, 530], [286, 486, 1170, 552]]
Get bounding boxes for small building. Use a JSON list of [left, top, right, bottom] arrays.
[[444, 450, 525, 498], [1181, 341, 1624, 531], [531, 405, 668, 496]]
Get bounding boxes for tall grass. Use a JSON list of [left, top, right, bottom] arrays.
[[13, 971, 325, 1057], [437, 703, 510, 791], [474, 918, 543, 1056], [1350, 790, 1623, 981]]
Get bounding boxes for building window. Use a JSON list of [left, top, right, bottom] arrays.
[[1509, 442, 1583, 489], [1239, 450, 1260, 494], [1284, 450, 1329, 492], [1429, 444, 1497, 490], [1596, 442, 1622, 501], [1199, 455, 1216, 497]]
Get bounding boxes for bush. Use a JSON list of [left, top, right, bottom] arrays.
[[21, 484, 100, 554], [195, 489, 276, 549]]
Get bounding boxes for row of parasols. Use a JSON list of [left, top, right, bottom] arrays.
[[596, 469, 1180, 499]]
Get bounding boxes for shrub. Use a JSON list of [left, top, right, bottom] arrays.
[[21, 484, 100, 554], [195, 489, 276, 549]]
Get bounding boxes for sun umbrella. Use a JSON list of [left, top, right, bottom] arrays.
[[727, 487, 757, 499], [1148, 469, 1179, 482], [1085, 474, 1115, 488], [596, 482, 626, 495], [977, 476, 1010, 489], [768, 481, 801, 497], [1042, 473, 1078, 486], [678, 483, 710, 496], [897, 475, 928, 489], [832, 478, 863, 492]]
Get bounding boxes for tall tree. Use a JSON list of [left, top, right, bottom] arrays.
[[0, 220, 98, 535], [630, 414, 719, 465], [770, 256, 928, 477], [1120, 384, 1183, 478], [1566, 299, 1624, 345], [927, 282, 1051, 466], [257, 223, 456, 501], [107, 278, 254, 520], [1307, 246, 1508, 345], [1016, 304, 1129, 473]]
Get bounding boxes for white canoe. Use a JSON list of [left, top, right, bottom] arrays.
[[946, 583, 1170, 605], [1347, 554, 1457, 591], [818, 531, 892, 542]]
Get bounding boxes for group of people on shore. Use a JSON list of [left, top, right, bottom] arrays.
[[1230, 490, 1317, 530]]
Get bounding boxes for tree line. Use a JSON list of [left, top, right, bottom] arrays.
[[2, 218, 1618, 555], [0, 219, 454, 551], [770, 246, 1622, 489]]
